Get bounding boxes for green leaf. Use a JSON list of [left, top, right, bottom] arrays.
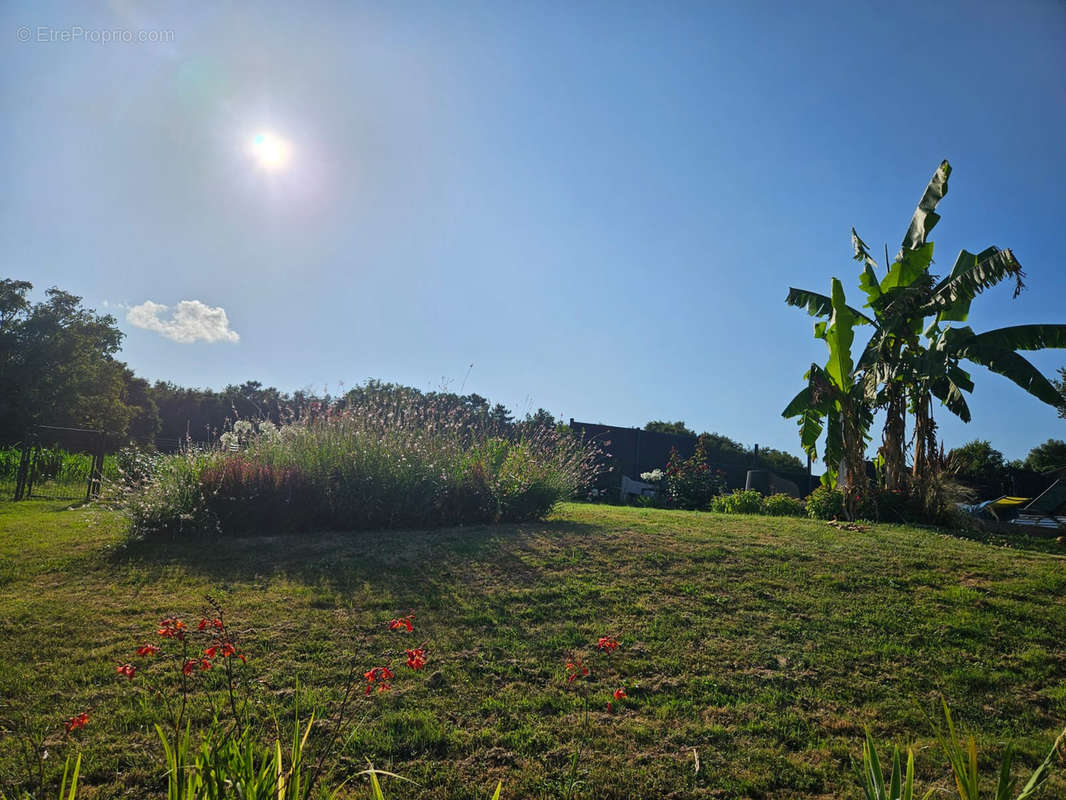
[[782, 384, 813, 418], [824, 278, 856, 390], [930, 375, 972, 423], [782, 376, 826, 459], [1015, 726, 1066, 800], [880, 243, 934, 292], [898, 160, 950, 259], [971, 324, 1066, 352], [932, 247, 1025, 322], [824, 404, 843, 482], [786, 287, 874, 325], [957, 343, 1065, 407], [993, 742, 1015, 800]]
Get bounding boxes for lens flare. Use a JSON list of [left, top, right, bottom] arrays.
[[250, 131, 291, 169]]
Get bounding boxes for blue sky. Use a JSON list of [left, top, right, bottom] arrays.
[[3, 0, 1064, 462]]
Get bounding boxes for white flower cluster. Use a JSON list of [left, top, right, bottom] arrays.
[[219, 418, 281, 451], [640, 468, 664, 482]]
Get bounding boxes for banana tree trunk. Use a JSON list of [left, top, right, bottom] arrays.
[[911, 389, 938, 486], [840, 402, 869, 520], [881, 383, 907, 492]]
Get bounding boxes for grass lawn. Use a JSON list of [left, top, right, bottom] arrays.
[[1, 499, 1065, 799]]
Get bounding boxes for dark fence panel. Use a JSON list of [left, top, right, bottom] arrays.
[[570, 420, 817, 496]]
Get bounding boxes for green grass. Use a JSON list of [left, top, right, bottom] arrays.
[[1, 500, 1065, 798]]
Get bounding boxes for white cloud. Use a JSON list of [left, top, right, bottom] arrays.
[[127, 300, 240, 344]]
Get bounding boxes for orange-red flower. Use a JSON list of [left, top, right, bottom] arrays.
[[221, 642, 237, 658], [388, 614, 414, 632], [199, 658, 212, 671], [405, 648, 426, 670], [597, 637, 619, 653], [565, 658, 589, 683], [157, 618, 186, 640], [116, 663, 136, 679], [198, 617, 224, 631], [136, 644, 160, 657], [65, 712, 89, 732], [613, 688, 626, 701], [363, 666, 394, 695], [182, 659, 197, 676], [203, 645, 218, 659]]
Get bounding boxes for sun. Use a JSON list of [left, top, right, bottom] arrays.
[[250, 131, 291, 170]]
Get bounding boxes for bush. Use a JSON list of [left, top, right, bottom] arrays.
[[710, 489, 763, 514], [805, 485, 844, 520], [660, 437, 728, 510], [122, 393, 600, 537], [760, 493, 805, 517]]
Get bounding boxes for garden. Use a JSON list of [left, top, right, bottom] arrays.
[[3, 162, 1066, 799], [2, 496, 1065, 799]]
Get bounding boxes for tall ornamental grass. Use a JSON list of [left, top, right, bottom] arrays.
[[123, 394, 598, 537]]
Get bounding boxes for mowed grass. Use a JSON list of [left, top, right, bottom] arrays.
[[1, 500, 1065, 799]]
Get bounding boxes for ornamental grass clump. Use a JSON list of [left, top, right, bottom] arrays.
[[123, 391, 598, 537]]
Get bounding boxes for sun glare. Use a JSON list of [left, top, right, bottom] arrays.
[[250, 131, 291, 170]]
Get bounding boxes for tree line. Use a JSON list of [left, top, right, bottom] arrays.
[[643, 420, 805, 474], [0, 279, 562, 449], [3, 274, 1064, 469]]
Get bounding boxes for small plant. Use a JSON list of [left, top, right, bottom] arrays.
[[557, 634, 628, 799], [806, 484, 845, 520], [760, 492, 805, 517], [858, 729, 929, 800], [660, 438, 728, 510], [710, 489, 763, 514], [857, 700, 1066, 800]]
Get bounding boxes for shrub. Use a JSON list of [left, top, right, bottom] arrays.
[[661, 437, 728, 510], [122, 392, 600, 537], [760, 493, 805, 517], [805, 485, 844, 520], [710, 489, 763, 514]]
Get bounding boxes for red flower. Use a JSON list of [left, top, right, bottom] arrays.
[[203, 646, 218, 659], [613, 688, 626, 701], [182, 659, 197, 676], [405, 648, 426, 670], [136, 644, 160, 657], [388, 614, 414, 632], [597, 637, 619, 652], [198, 617, 224, 631], [221, 642, 237, 658], [157, 618, 186, 640], [363, 666, 394, 695], [200, 658, 212, 671], [65, 712, 89, 732], [116, 663, 136, 679], [565, 658, 589, 683]]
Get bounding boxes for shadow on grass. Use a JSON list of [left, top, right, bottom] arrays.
[[109, 518, 601, 596]]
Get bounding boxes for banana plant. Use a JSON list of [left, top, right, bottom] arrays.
[[783, 277, 872, 518], [786, 160, 1064, 498]]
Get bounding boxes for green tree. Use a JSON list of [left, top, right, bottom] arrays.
[[0, 279, 155, 444], [948, 440, 1009, 497], [1024, 439, 1066, 473], [644, 420, 696, 437]]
